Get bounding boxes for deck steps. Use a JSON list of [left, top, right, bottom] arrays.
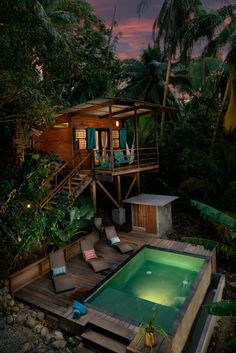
[[77, 342, 100, 353], [81, 329, 127, 353], [88, 315, 135, 342]]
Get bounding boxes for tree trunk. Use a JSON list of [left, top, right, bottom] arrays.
[[209, 77, 230, 158], [160, 58, 172, 140], [13, 118, 25, 166]]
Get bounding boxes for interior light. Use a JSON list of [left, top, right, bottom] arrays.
[[115, 120, 119, 127]]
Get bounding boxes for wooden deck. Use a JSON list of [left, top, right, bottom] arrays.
[[12, 232, 214, 353]]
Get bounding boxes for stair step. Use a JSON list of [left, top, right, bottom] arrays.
[[82, 329, 127, 353], [77, 343, 100, 353], [89, 316, 134, 341]]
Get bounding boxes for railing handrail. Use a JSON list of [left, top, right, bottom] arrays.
[[40, 151, 94, 208], [40, 150, 82, 190]]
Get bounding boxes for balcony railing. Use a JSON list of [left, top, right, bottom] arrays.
[[92, 147, 159, 172]]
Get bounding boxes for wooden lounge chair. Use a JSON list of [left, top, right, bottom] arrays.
[[105, 225, 134, 254], [49, 249, 76, 294], [80, 238, 110, 273]]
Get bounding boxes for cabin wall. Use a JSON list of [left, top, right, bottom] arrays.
[[33, 114, 119, 165], [33, 128, 72, 163]]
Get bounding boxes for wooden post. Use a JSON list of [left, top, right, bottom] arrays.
[[109, 105, 114, 171], [135, 172, 140, 194], [90, 180, 97, 210], [115, 175, 121, 205]]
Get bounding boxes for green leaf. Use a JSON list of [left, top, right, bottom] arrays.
[[181, 236, 218, 250], [205, 301, 236, 316], [191, 200, 236, 236], [225, 336, 236, 351]]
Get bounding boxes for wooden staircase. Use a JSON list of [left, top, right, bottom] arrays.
[[80, 314, 135, 353], [40, 151, 94, 209]]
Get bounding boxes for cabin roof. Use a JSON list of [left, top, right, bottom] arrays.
[[54, 97, 177, 121]]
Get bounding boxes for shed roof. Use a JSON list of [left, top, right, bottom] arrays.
[[54, 97, 177, 121]]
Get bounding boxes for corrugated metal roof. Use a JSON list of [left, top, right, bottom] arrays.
[[54, 97, 177, 120]]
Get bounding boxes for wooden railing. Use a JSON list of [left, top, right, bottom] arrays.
[[40, 151, 94, 209], [93, 147, 159, 171]]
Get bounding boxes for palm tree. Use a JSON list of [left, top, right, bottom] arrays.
[[178, 3, 236, 156], [118, 47, 181, 108], [137, 0, 204, 139]]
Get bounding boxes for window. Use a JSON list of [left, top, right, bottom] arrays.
[[112, 130, 120, 148], [74, 129, 87, 150]]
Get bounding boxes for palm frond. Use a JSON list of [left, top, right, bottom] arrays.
[[191, 199, 236, 236], [137, 0, 152, 17]]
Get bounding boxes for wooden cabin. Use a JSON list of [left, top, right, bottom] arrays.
[[33, 98, 176, 210]]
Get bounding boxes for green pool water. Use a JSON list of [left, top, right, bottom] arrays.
[[85, 247, 205, 332]]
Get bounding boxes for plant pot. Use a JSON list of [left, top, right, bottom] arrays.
[[144, 332, 157, 348]]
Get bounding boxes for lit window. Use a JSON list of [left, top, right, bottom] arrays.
[[74, 129, 87, 150]]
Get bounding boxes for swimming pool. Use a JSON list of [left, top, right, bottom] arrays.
[[85, 247, 207, 333]]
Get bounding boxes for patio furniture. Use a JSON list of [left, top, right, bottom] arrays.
[[95, 151, 110, 168], [80, 238, 110, 272], [49, 249, 76, 294], [114, 150, 128, 165], [105, 225, 134, 253]]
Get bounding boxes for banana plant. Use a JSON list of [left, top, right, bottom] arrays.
[[182, 200, 236, 260], [205, 301, 236, 352]]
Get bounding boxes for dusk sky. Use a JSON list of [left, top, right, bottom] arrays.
[[87, 0, 236, 59]]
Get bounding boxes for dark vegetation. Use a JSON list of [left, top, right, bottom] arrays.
[[0, 1, 236, 351]]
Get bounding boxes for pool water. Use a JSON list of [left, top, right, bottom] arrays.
[[85, 247, 205, 332]]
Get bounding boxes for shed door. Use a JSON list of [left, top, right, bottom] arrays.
[[132, 204, 156, 234]]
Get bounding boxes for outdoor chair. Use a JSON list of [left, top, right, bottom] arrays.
[[95, 151, 110, 168], [49, 249, 76, 294], [80, 238, 110, 273], [114, 150, 128, 165], [105, 225, 134, 253]]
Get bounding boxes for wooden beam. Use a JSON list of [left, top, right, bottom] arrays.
[[115, 175, 121, 205], [135, 172, 140, 194], [96, 180, 120, 208], [124, 176, 136, 200], [90, 180, 97, 210]]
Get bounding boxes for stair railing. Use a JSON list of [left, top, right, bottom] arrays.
[[40, 151, 94, 209]]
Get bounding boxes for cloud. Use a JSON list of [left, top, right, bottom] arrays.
[[115, 18, 154, 58]]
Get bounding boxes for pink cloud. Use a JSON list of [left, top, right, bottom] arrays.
[[114, 18, 154, 59]]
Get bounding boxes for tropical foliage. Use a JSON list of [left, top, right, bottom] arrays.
[[182, 200, 236, 261], [205, 301, 236, 352], [0, 0, 118, 165], [0, 152, 95, 277]]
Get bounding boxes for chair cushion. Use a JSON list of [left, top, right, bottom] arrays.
[[53, 274, 75, 293], [84, 249, 97, 261], [52, 265, 66, 277], [110, 236, 121, 245]]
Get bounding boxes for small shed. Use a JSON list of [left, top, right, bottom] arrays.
[[123, 194, 178, 237]]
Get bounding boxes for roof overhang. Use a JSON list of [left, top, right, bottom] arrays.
[[54, 97, 178, 121]]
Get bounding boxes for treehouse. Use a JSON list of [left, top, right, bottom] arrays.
[[33, 98, 176, 210]]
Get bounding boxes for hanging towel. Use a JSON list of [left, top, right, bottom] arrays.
[[86, 128, 96, 149], [119, 129, 126, 148]]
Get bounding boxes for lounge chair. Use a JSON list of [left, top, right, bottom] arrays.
[[49, 249, 76, 294], [105, 225, 134, 253], [95, 151, 110, 168], [114, 150, 128, 165], [80, 238, 110, 272]]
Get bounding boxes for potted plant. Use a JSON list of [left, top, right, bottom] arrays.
[[135, 308, 169, 352]]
